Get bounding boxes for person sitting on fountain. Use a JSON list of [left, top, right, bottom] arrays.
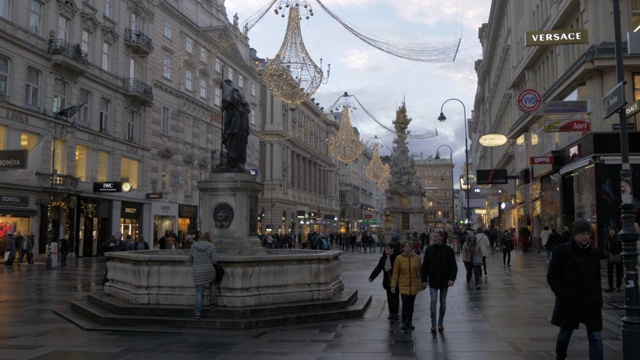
[[190, 232, 219, 319]]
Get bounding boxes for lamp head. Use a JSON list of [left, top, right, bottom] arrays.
[[438, 112, 447, 121], [434, 151, 440, 159]]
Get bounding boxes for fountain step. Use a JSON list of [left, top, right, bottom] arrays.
[[56, 290, 371, 331]]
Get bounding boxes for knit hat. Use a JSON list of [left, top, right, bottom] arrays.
[[572, 218, 591, 235]]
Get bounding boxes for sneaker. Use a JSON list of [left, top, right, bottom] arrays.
[[401, 323, 408, 331], [431, 325, 437, 333], [408, 322, 415, 330], [438, 324, 444, 332]]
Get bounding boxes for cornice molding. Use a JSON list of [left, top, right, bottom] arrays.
[[57, 0, 80, 19]]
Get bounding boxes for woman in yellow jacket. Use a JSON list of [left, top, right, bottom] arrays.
[[391, 240, 423, 331]]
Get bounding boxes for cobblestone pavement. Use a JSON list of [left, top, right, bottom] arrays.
[[0, 247, 625, 359]]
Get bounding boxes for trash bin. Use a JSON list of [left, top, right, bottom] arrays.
[[452, 238, 460, 254]]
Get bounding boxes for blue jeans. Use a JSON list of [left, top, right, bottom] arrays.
[[194, 281, 216, 316], [556, 327, 603, 360], [429, 287, 448, 325]]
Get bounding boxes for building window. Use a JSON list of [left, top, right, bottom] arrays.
[[0, 55, 8, 101], [164, 21, 172, 39], [0, 0, 10, 20], [199, 78, 206, 98], [162, 56, 171, 79], [121, 157, 139, 189], [227, 67, 233, 80], [52, 78, 68, 115], [97, 150, 108, 182], [185, 70, 192, 91], [81, 30, 89, 56], [99, 98, 110, 133], [101, 42, 110, 71], [104, 0, 112, 18], [161, 163, 168, 190], [238, 75, 244, 88], [79, 89, 90, 124], [127, 111, 136, 142], [214, 58, 221, 73], [51, 138, 66, 174], [199, 123, 207, 146], [75, 145, 88, 181], [251, 83, 256, 97], [214, 87, 221, 106], [250, 110, 256, 125], [0, 126, 5, 149], [184, 166, 192, 193], [58, 16, 69, 41], [200, 48, 207, 62], [161, 106, 170, 135], [185, 36, 193, 53], [25, 67, 40, 109], [29, 1, 42, 36], [20, 131, 37, 153]]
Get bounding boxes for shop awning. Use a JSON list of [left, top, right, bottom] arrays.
[[0, 208, 38, 217]]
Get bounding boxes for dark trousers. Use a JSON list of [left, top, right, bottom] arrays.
[[18, 249, 33, 264], [607, 261, 623, 289], [464, 261, 481, 285], [385, 286, 400, 316], [400, 294, 416, 324], [503, 250, 511, 265]]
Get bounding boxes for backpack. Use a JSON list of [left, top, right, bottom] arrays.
[[214, 263, 225, 284]]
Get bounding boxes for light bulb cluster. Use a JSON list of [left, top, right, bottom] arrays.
[[275, 1, 314, 19], [328, 107, 364, 163]]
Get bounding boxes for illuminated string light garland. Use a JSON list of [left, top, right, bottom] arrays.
[[48, 201, 71, 236], [365, 143, 391, 190], [327, 107, 364, 163]]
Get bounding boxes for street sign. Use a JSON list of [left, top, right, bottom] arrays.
[[0, 149, 28, 170], [613, 122, 636, 130], [517, 89, 542, 112], [625, 100, 640, 118], [603, 81, 626, 119]]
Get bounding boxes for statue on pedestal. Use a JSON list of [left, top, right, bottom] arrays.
[[218, 79, 250, 173]]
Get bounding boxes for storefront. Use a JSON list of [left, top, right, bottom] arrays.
[[152, 202, 177, 246], [76, 197, 110, 257], [178, 204, 198, 235], [0, 194, 36, 257], [120, 201, 143, 240]]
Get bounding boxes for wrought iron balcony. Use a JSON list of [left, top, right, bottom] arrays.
[[123, 78, 154, 105], [36, 172, 80, 191], [48, 39, 88, 76], [124, 29, 154, 55]]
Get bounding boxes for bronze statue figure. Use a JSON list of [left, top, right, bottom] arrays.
[[219, 79, 250, 172]]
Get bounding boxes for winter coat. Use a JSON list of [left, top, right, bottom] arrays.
[[461, 240, 482, 263], [476, 232, 491, 256], [603, 234, 622, 257], [421, 243, 457, 289], [189, 241, 218, 286], [547, 240, 603, 331], [369, 252, 398, 290], [390, 252, 422, 296], [501, 234, 514, 253]]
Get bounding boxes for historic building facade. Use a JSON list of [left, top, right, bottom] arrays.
[[473, 0, 640, 245]]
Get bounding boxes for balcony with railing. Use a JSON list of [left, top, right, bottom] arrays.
[[47, 39, 88, 76], [36, 172, 80, 192], [123, 78, 154, 105], [124, 29, 154, 55]]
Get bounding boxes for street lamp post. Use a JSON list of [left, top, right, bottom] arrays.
[[611, 1, 640, 357], [438, 99, 470, 227], [435, 144, 454, 231]]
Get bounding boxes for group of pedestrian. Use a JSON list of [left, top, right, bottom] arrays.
[[3, 231, 35, 266]]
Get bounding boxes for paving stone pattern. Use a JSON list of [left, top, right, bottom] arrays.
[[0, 248, 625, 359]]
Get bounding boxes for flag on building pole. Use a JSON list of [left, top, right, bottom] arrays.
[[56, 101, 87, 119]]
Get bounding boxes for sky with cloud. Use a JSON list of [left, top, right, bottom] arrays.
[[225, 0, 493, 186]]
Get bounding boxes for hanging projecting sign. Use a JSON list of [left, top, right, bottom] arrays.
[[525, 29, 588, 46], [0, 149, 28, 170], [530, 156, 555, 165], [479, 134, 508, 147], [544, 120, 591, 132], [517, 89, 542, 112], [477, 169, 508, 185], [535, 100, 589, 115]]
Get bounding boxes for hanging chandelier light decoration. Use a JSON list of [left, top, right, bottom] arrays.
[[262, 1, 329, 109], [328, 107, 364, 163], [365, 142, 391, 186]]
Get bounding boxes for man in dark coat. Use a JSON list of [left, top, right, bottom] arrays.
[[368, 242, 400, 321], [547, 218, 603, 360], [421, 230, 457, 333]]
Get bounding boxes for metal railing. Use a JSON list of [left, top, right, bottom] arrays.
[[124, 29, 154, 53], [47, 39, 88, 64], [122, 78, 153, 101]]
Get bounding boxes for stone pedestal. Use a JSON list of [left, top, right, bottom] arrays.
[[384, 191, 425, 236], [198, 172, 264, 255]]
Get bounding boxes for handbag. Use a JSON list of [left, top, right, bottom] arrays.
[[472, 253, 483, 266], [609, 254, 622, 264]]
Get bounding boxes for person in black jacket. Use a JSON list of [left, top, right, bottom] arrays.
[[547, 218, 603, 360], [603, 226, 623, 292], [369, 242, 400, 321], [421, 230, 457, 333]]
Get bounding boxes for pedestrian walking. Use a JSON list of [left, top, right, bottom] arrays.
[[190, 232, 219, 319], [4, 232, 16, 266], [461, 233, 483, 289], [390, 240, 422, 332], [501, 230, 514, 266], [540, 226, 552, 256], [603, 226, 623, 292], [17, 231, 34, 264], [368, 242, 400, 322], [421, 230, 457, 333], [475, 228, 491, 276], [547, 218, 603, 360], [59, 235, 70, 266]]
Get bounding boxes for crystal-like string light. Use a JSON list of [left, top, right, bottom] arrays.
[[328, 107, 364, 163], [365, 143, 390, 184]]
